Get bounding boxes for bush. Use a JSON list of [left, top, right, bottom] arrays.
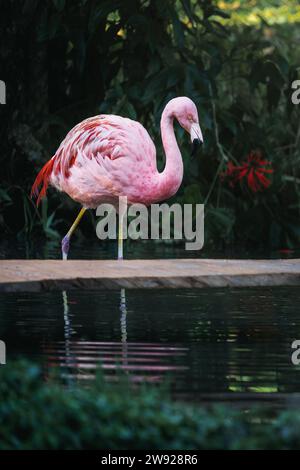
[[0, 360, 299, 450]]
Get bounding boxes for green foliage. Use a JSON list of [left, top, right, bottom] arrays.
[[1, 360, 300, 449], [0, 0, 299, 251], [219, 0, 300, 26]]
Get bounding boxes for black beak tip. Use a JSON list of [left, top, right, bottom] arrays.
[[191, 138, 202, 157]]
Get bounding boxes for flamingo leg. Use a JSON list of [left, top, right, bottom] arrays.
[[118, 212, 124, 260], [61, 207, 86, 260]]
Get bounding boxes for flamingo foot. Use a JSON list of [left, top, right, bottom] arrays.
[[61, 235, 70, 260]]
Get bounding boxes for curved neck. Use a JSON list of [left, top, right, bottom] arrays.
[[156, 108, 183, 200]]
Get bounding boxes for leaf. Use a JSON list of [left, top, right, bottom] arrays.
[[123, 101, 137, 120], [267, 82, 281, 111], [171, 14, 184, 49], [206, 207, 235, 237], [0, 188, 12, 204], [264, 61, 285, 88], [52, 0, 65, 12]]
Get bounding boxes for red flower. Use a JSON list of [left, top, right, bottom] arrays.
[[221, 150, 273, 192]]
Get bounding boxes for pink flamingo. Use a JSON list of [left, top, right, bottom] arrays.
[[31, 97, 203, 260]]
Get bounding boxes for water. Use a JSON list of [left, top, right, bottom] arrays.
[[1, 237, 298, 260], [1, 286, 300, 407]]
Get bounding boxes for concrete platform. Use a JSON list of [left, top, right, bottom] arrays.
[[0, 258, 299, 292]]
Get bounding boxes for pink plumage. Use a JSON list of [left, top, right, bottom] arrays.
[[31, 97, 203, 209]]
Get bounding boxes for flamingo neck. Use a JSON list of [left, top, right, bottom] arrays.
[[156, 108, 183, 201]]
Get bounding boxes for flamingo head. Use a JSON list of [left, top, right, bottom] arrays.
[[164, 97, 204, 156]]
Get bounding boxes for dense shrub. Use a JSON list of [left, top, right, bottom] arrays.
[[0, 360, 299, 450]]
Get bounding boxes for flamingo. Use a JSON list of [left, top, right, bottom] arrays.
[[31, 96, 203, 260]]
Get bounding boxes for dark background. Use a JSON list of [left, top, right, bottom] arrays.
[[0, 0, 299, 255]]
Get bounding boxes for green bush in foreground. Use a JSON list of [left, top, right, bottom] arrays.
[[0, 361, 299, 450]]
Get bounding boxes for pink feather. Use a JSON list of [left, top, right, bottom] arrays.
[[31, 97, 201, 208]]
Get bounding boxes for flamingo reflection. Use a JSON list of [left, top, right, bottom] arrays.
[[44, 289, 188, 384]]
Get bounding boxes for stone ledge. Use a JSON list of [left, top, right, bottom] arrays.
[[0, 258, 299, 292]]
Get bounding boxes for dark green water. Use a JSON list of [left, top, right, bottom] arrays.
[[1, 237, 297, 260], [1, 286, 300, 405]]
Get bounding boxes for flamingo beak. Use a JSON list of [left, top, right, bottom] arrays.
[[190, 123, 203, 157]]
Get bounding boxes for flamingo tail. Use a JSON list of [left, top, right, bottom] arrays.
[[31, 158, 55, 206]]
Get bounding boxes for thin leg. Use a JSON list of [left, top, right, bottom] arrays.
[[120, 288, 128, 368], [61, 207, 86, 260], [118, 213, 123, 260], [62, 290, 74, 386], [117, 196, 127, 260], [120, 288, 127, 343]]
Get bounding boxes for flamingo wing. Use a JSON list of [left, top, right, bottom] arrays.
[[31, 115, 157, 207]]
